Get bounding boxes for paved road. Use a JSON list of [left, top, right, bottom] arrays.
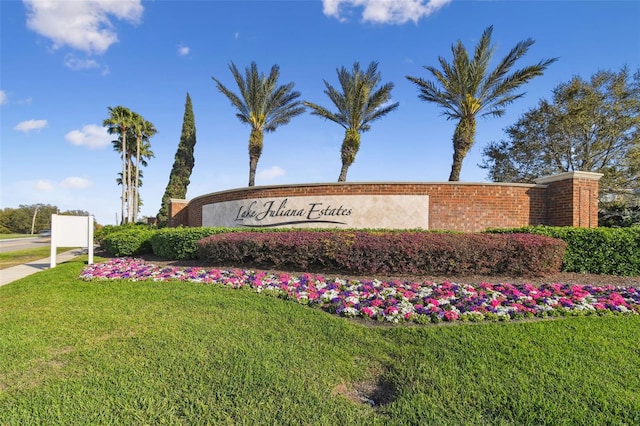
[[0, 237, 50, 253]]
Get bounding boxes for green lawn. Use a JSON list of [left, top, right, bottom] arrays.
[[1, 259, 639, 425], [0, 247, 73, 269], [0, 234, 36, 240]]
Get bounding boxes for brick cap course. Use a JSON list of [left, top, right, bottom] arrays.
[[534, 171, 603, 184], [188, 181, 542, 204]]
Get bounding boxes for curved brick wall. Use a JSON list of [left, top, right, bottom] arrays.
[[169, 173, 602, 232], [172, 182, 543, 232]]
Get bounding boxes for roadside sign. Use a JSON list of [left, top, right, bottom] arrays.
[[50, 214, 94, 267]]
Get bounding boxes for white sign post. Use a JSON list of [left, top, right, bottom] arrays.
[[50, 214, 94, 268]]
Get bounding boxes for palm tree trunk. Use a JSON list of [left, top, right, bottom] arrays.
[[449, 150, 465, 181], [338, 129, 361, 182], [338, 163, 350, 182], [448, 116, 476, 181], [128, 156, 134, 223], [248, 128, 263, 187], [134, 137, 141, 222], [121, 131, 127, 224]]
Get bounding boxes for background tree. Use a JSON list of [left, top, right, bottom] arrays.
[[406, 25, 557, 181], [157, 93, 197, 227], [480, 68, 640, 204], [0, 204, 58, 234], [304, 61, 399, 182], [0, 206, 94, 234], [60, 209, 91, 217], [212, 62, 305, 186]]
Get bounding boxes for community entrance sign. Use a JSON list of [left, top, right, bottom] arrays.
[[202, 195, 429, 229]]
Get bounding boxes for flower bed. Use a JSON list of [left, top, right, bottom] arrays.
[[80, 258, 640, 324]]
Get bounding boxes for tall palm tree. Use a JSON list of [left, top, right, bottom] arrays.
[[103, 106, 133, 223], [304, 61, 399, 182], [130, 113, 157, 222], [406, 26, 557, 181], [212, 62, 305, 186], [112, 133, 154, 221]]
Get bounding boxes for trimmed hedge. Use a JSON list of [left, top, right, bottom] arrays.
[[150, 227, 229, 260], [102, 225, 638, 276], [197, 231, 566, 276], [102, 228, 156, 257], [486, 226, 640, 276], [147, 227, 414, 260], [95, 224, 145, 249]]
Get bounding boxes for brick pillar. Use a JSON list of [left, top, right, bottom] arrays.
[[534, 171, 603, 227], [168, 199, 189, 227]]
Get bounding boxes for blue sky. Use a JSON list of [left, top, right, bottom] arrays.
[[1, 0, 639, 226]]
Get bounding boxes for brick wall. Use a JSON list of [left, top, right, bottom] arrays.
[[169, 172, 602, 232], [168, 199, 188, 228], [534, 171, 602, 227]]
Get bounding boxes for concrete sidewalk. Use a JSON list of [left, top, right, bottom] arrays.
[[0, 249, 86, 287]]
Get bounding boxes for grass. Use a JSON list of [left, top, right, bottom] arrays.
[[1, 259, 639, 425], [0, 247, 73, 270], [0, 234, 35, 240]]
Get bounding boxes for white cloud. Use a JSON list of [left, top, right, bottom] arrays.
[[64, 55, 100, 70], [18, 97, 33, 105], [322, 0, 452, 24], [23, 0, 144, 54], [65, 124, 112, 149], [35, 180, 54, 191], [177, 44, 190, 56], [0, 90, 7, 105], [60, 177, 92, 189], [257, 166, 286, 181], [234, 32, 240, 40], [14, 119, 48, 132]]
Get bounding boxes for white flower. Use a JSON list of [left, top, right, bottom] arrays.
[[347, 307, 360, 316], [322, 290, 340, 301], [345, 296, 360, 305]]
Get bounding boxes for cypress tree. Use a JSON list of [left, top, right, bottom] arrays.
[[157, 93, 197, 226]]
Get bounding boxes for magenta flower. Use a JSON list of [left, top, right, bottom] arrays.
[[80, 258, 640, 324]]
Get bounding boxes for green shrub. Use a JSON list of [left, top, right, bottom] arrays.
[[150, 227, 231, 260], [486, 226, 640, 275], [102, 227, 156, 257], [95, 223, 152, 248]]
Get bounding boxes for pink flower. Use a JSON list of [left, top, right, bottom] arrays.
[[362, 307, 375, 318], [444, 311, 458, 321], [384, 306, 399, 316]]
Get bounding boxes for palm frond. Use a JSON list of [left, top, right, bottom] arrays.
[[408, 25, 557, 120], [214, 61, 304, 133], [306, 61, 398, 132]]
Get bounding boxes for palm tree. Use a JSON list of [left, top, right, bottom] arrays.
[[304, 61, 399, 182], [112, 133, 154, 221], [130, 113, 157, 222], [406, 26, 557, 181], [212, 62, 305, 186], [103, 106, 133, 223]]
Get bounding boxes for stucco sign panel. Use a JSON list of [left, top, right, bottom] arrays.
[[202, 195, 429, 229]]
